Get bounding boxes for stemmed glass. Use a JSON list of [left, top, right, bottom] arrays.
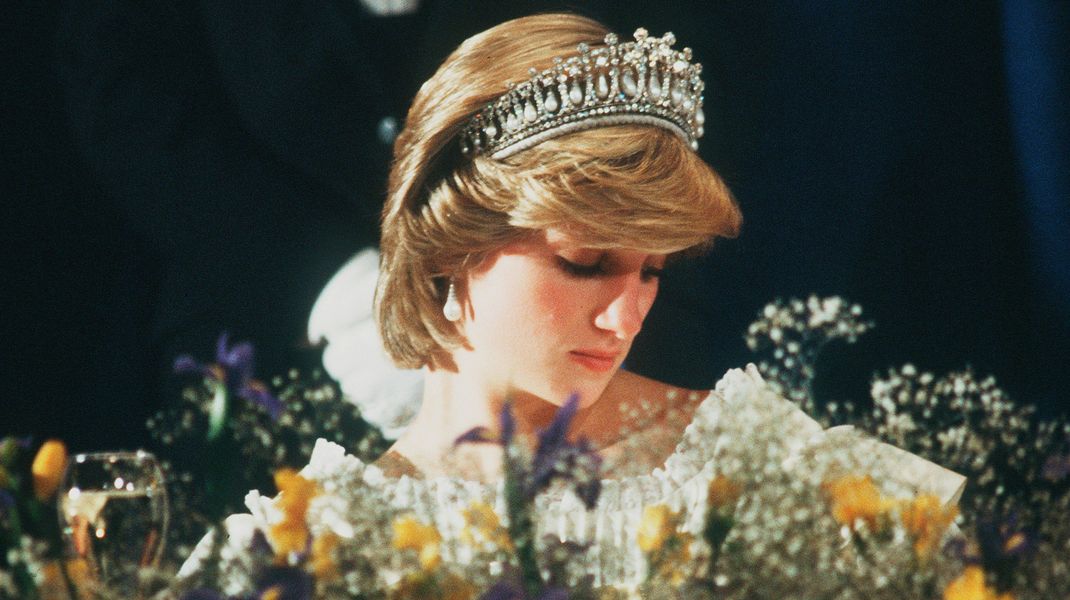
[[58, 450, 169, 597]]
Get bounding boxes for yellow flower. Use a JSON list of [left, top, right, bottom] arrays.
[[900, 494, 958, 559], [32, 440, 67, 501], [460, 502, 512, 550], [269, 469, 319, 558], [637, 505, 676, 553], [310, 531, 341, 579], [823, 475, 894, 532], [707, 474, 742, 511], [393, 516, 443, 571], [261, 586, 282, 600], [943, 566, 1015, 600], [638, 505, 693, 586]]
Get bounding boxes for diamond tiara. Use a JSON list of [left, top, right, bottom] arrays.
[[459, 28, 706, 160]]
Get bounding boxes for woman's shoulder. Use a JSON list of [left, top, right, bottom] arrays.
[[575, 370, 704, 436]]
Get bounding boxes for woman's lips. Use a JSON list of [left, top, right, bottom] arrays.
[[568, 349, 619, 373]]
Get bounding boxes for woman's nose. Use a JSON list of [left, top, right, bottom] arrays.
[[593, 276, 655, 339]]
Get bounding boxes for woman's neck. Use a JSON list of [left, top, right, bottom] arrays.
[[386, 366, 701, 481], [389, 367, 562, 480]]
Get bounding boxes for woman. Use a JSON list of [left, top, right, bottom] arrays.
[[183, 14, 964, 591], [369, 13, 739, 480]]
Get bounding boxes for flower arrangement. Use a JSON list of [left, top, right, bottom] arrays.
[[163, 302, 1067, 599], [7, 298, 1070, 599]]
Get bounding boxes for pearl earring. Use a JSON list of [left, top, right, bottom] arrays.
[[443, 280, 462, 322]]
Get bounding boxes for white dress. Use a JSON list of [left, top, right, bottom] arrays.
[[178, 365, 966, 593]]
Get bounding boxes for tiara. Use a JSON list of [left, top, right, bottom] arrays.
[[459, 28, 705, 160]]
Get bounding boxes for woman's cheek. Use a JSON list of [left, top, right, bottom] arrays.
[[638, 281, 659, 320], [531, 275, 584, 327]]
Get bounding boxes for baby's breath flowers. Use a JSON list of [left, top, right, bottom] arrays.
[[746, 296, 871, 413], [860, 363, 1070, 597]]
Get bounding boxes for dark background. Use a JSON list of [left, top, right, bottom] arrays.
[[4, 1, 1068, 452]]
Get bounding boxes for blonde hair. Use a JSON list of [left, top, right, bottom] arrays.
[[376, 13, 742, 369]]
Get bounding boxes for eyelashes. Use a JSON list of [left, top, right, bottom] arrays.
[[642, 266, 665, 281], [556, 256, 602, 277], [555, 256, 664, 281]]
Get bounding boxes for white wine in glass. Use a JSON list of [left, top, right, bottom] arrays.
[[59, 451, 169, 597]]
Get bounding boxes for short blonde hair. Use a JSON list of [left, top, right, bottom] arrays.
[[376, 13, 742, 369]]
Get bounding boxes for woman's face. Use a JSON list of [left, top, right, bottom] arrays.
[[455, 228, 665, 408]]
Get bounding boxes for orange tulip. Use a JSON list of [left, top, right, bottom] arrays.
[[32, 440, 68, 501]]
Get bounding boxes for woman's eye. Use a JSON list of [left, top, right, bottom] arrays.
[[556, 256, 664, 281], [556, 256, 604, 278], [641, 266, 665, 282]]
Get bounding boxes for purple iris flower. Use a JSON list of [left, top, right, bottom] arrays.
[[481, 580, 569, 600], [529, 395, 602, 508], [254, 566, 314, 600], [949, 512, 1036, 593], [174, 332, 283, 421], [456, 394, 602, 508], [975, 515, 1036, 564], [530, 395, 580, 485]]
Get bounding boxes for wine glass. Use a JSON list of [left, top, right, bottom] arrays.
[[59, 450, 169, 597]]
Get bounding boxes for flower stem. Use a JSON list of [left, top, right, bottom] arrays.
[[504, 447, 541, 598]]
